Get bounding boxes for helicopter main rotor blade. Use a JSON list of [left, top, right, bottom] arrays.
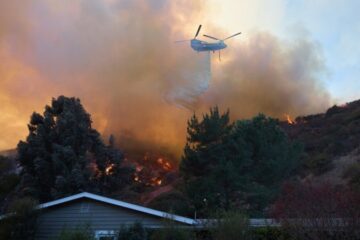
[[174, 40, 191, 43], [194, 25, 202, 38], [203, 34, 220, 41], [223, 32, 241, 41]]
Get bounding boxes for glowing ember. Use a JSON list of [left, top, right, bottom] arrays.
[[284, 114, 295, 124], [149, 177, 162, 186], [157, 158, 172, 171], [128, 154, 175, 187], [105, 164, 115, 175], [164, 162, 172, 170], [156, 179, 162, 185]]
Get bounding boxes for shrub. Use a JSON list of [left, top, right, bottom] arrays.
[[150, 227, 193, 240], [57, 225, 93, 240], [343, 162, 360, 190], [118, 222, 147, 240], [210, 210, 250, 240], [304, 152, 332, 175], [251, 227, 292, 240], [150, 217, 194, 240]]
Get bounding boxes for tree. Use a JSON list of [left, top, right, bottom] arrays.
[[150, 218, 194, 240], [0, 197, 39, 240], [180, 109, 301, 216], [210, 210, 250, 240], [57, 225, 93, 240], [180, 107, 234, 214], [230, 114, 302, 215], [0, 155, 20, 204], [17, 96, 133, 202]]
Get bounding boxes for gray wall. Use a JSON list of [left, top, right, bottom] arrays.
[[35, 199, 187, 240]]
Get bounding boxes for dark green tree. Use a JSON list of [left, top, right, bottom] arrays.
[[230, 114, 302, 215], [180, 107, 235, 213], [0, 197, 38, 240], [180, 109, 301, 216], [0, 155, 19, 192], [0, 155, 20, 209], [17, 96, 133, 202]]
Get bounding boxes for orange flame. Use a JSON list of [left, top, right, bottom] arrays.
[[157, 157, 172, 171], [130, 155, 174, 186], [284, 114, 295, 125], [150, 177, 162, 186]]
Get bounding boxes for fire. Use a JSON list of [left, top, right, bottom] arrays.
[[284, 114, 295, 125], [150, 177, 162, 186], [157, 158, 172, 171], [105, 163, 115, 175], [131, 155, 174, 187]]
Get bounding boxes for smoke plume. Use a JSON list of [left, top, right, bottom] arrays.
[[0, 0, 330, 162], [200, 32, 330, 119]]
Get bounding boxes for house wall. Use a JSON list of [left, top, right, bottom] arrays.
[[35, 199, 185, 240]]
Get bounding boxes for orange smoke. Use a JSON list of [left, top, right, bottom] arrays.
[[0, 1, 331, 163]]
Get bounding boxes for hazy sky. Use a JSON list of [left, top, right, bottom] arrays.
[[209, 0, 360, 102], [0, 0, 358, 153]]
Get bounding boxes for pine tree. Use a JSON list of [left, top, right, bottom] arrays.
[[180, 109, 302, 216], [17, 96, 132, 202], [180, 107, 235, 212], [230, 114, 302, 215]]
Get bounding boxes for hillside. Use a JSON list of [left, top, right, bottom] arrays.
[[281, 100, 360, 185], [2, 100, 360, 207]]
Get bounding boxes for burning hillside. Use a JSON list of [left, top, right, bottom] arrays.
[[280, 99, 360, 177], [130, 154, 175, 187]]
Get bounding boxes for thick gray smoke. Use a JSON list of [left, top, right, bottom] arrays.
[[0, 0, 331, 161]]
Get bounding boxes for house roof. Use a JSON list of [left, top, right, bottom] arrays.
[[38, 192, 196, 225], [1, 192, 280, 228]]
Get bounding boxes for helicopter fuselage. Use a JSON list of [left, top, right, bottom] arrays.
[[190, 39, 227, 52]]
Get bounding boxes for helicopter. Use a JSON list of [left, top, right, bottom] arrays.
[[175, 25, 241, 60]]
